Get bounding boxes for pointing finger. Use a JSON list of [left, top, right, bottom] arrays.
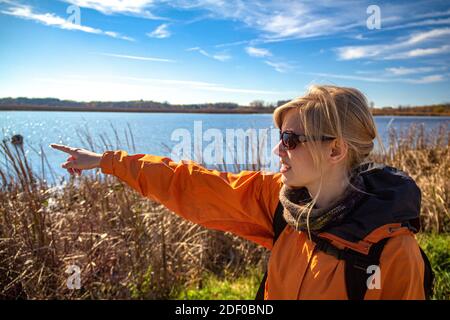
[[50, 144, 80, 156]]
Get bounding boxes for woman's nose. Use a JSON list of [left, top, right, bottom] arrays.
[[272, 140, 287, 157]]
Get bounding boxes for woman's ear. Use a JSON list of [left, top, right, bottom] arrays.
[[329, 138, 348, 164]]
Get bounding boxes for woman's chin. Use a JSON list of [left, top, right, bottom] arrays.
[[281, 173, 304, 188], [280, 173, 291, 184]]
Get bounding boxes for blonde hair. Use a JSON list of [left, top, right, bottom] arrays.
[[273, 84, 380, 237]]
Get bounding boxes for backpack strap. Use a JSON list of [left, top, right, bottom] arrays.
[[255, 202, 286, 300], [309, 233, 389, 300], [344, 237, 389, 300], [420, 247, 435, 300]]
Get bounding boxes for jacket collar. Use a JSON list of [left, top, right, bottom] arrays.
[[319, 162, 421, 245]]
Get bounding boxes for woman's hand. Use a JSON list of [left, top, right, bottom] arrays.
[[50, 144, 103, 175]]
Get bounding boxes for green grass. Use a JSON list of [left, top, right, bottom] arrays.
[[417, 233, 450, 300], [176, 268, 264, 300]]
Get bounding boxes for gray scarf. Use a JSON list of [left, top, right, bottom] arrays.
[[279, 171, 366, 233]]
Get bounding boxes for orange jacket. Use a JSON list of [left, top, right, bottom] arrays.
[[100, 150, 426, 300]]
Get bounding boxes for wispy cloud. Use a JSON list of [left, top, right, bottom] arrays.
[[264, 61, 292, 73], [243, 45, 293, 74], [95, 52, 176, 63], [60, 1, 447, 42], [35, 75, 291, 97], [167, 1, 449, 43], [245, 46, 272, 58], [413, 9, 450, 19], [186, 47, 231, 62], [167, 0, 368, 42], [383, 18, 450, 31], [306, 72, 446, 84], [211, 54, 231, 62], [336, 27, 450, 60], [62, 0, 164, 20], [147, 23, 171, 38], [214, 40, 250, 48], [111, 75, 290, 94], [1, 4, 134, 41], [386, 45, 450, 59], [307, 72, 391, 83], [385, 66, 437, 75], [406, 75, 445, 83], [115, 76, 218, 87], [28, 1, 450, 45], [406, 28, 450, 45]]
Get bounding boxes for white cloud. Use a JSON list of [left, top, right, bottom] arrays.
[[336, 28, 450, 60], [104, 31, 134, 41], [147, 23, 171, 38], [28, 75, 293, 103], [384, 18, 450, 31], [264, 61, 291, 73], [63, 0, 163, 19], [307, 72, 391, 83], [1, 5, 134, 41], [354, 34, 367, 40], [95, 52, 176, 63], [114, 76, 218, 87], [337, 46, 381, 60], [386, 45, 450, 59], [305, 72, 446, 84], [405, 45, 450, 57], [385, 67, 436, 75], [211, 54, 231, 62], [186, 47, 231, 62], [173, 2, 450, 43], [167, 0, 368, 41], [245, 46, 272, 58], [406, 75, 445, 84], [214, 40, 250, 48], [111, 75, 287, 94], [405, 28, 450, 45], [413, 9, 450, 19], [55, 2, 450, 43], [262, 15, 332, 40]]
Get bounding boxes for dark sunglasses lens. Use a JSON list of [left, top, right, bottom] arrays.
[[281, 132, 296, 149]]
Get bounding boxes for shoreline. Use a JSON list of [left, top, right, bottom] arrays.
[[1, 106, 449, 117]]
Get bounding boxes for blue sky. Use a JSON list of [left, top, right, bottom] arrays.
[[0, 0, 449, 106]]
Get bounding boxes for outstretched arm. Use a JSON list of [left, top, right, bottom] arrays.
[[50, 144, 282, 250], [100, 150, 282, 250]]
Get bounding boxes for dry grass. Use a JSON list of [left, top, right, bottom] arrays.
[[370, 123, 449, 233], [0, 123, 448, 299]]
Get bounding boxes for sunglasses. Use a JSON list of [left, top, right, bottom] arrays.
[[279, 130, 335, 150]]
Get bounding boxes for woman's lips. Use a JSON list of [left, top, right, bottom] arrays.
[[280, 163, 291, 173]]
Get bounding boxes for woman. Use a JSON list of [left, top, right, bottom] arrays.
[[50, 85, 431, 300]]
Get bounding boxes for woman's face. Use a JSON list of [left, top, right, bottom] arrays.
[[272, 108, 328, 188]]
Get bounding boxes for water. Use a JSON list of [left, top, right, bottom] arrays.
[[1, 111, 448, 184]]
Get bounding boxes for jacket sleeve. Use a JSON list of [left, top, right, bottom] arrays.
[[365, 234, 426, 300], [99, 150, 282, 250]]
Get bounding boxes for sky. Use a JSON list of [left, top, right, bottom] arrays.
[[0, 0, 449, 107]]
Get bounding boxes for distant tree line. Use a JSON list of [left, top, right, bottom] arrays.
[[0, 97, 448, 116], [370, 103, 450, 116], [0, 97, 272, 113]]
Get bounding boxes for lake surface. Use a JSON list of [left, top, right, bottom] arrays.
[[1, 111, 449, 184]]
